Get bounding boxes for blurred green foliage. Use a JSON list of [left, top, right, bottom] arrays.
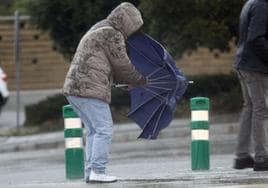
[[23, 88, 131, 127], [24, 73, 242, 129], [184, 72, 240, 99], [24, 93, 68, 127], [0, 0, 30, 15], [23, 0, 244, 59], [26, 0, 139, 60], [0, 0, 245, 58], [139, 0, 244, 57]]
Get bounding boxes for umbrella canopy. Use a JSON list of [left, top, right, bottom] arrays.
[[127, 32, 188, 139]]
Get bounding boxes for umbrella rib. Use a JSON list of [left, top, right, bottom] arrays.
[[127, 42, 162, 66], [148, 75, 171, 81], [140, 98, 169, 138], [164, 61, 187, 98], [148, 81, 178, 85], [127, 32, 188, 139], [128, 34, 165, 65], [127, 94, 163, 116], [145, 33, 166, 59], [143, 88, 167, 101], [147, 66, 167, 78], [140, 100, 165, 134], [166, 63, 180, 97], [140, 102, 164, 131], [146, 85, 172, 91], [152, 104, 168, 137], [144, 87, 170, 100]]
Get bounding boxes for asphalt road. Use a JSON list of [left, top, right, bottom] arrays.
[[1, 90, 268, 187], [1, 148, 268, 188]]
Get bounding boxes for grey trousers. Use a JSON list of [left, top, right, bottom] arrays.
[[236, 70, 268, 162]]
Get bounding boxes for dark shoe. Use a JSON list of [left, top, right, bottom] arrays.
[[254, 159, 268, 171], [234, 156, 254, 169]]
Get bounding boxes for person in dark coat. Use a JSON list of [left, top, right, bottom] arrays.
[[234, 0, 268, 171]]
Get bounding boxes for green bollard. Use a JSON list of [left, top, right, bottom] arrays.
[[190, 97, 210, 170], [63, 105, 84, 179]]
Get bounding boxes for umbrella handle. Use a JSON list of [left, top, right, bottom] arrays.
[[114, 84, 129, 88]]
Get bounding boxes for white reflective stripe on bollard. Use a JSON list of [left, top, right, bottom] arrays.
[[64, 118, 82, 129], [65, 138, 83, 148], [191, 130, 209, 140], [191, 110, 209, 121]]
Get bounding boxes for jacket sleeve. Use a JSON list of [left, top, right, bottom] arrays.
[[247, 4, 268, 62], [106, 30, 146, 86]]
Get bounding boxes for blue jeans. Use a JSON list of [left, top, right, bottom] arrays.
[[66, 96, 113, 177], [236, 70, 268, 162]]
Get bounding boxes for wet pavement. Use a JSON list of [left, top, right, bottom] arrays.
[[0, 90, 267, 187], [0, 148, 268, 188]]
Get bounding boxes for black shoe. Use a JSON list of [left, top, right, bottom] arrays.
[[254, 159, 268, 171], [234, 156, 254, 169]]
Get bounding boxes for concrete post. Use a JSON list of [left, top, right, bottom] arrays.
[[63, 105, 84, 179], [190, 97, 210, 170]]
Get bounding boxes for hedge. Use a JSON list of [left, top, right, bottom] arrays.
[[24, 73, 242, 128]]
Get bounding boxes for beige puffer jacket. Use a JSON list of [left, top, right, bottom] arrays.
[[62, 2, 145, 103]]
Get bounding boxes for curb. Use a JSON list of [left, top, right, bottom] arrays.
[[0, 119, 239, 154], [0, 132, 64, 153]]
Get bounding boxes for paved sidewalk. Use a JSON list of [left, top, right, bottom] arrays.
[[1, 89, 266, 187], [0, 149, 268, 188], [1, 116, 268, 187]]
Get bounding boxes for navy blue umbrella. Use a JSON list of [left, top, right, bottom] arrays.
[[127, 32, 188, 139]]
